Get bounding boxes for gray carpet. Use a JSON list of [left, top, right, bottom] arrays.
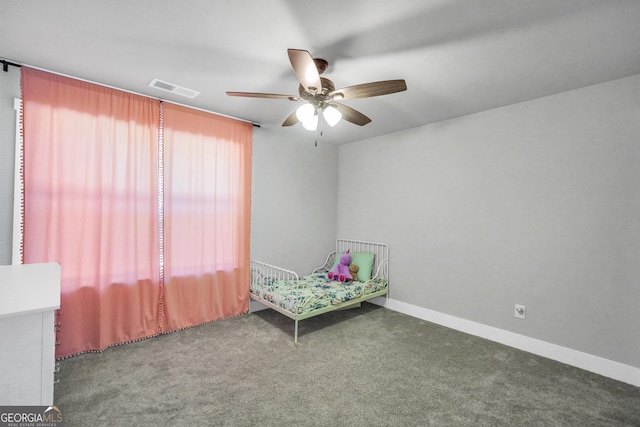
[[54, 303, 640, 426]]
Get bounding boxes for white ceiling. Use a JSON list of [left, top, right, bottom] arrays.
[[2, 0, 640, 144]]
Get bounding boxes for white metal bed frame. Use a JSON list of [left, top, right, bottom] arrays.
[[250, 239, 389, 343]]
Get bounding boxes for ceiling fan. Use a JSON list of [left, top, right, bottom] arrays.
[[227, 48, 407, 131]]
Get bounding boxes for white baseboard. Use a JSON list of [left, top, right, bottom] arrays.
[[369, 297, 640, 388]]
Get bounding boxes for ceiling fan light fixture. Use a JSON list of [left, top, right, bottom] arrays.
[[296, 103, 315, 122], [323, 105, 342, 127], [302, 113, 318, 131]]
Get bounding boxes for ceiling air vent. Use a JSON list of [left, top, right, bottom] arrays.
[[148, 79, 200, 99]]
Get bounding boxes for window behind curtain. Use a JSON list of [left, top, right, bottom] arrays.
[[21, 67, 252, 358], [161, 103, 252, 331], [22, 67, 161, 358]]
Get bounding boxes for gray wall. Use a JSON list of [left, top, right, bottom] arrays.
[[337, 74, 640, 369], [249, 127, 338, 275], [0, 66, 20, 265]]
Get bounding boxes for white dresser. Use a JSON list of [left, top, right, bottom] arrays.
[[0, 263, 61, 406]]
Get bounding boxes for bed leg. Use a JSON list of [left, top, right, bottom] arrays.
[[294, 320, 299, 343]]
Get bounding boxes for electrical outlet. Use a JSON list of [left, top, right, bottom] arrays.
[[515, 304, 526, 319]]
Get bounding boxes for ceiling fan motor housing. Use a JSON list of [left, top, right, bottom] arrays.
[[298, 77, 338, 108]]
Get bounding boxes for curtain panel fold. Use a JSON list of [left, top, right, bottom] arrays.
[[162, 103, 252, 332], [21, 67, 252, 358], [21, 68, 161, 358]]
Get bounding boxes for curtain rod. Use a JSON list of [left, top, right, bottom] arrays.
[[1, 59, 21, 72], [0, 57, 260, 128]]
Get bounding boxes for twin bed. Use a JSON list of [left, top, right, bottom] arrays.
[[250, 239, 389, 342]]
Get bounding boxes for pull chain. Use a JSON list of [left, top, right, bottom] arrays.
[[315, 114, 323, 147]]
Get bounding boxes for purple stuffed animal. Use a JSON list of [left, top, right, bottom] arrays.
[[327, 250, 352, 282]]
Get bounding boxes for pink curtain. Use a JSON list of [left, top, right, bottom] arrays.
[[162, 103, 252, 331], [21, 68, 252, 358], [22, 68, 161, 358]]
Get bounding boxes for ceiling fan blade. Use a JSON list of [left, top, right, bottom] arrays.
[[329, 79, 407, 100], [288, 49, 322, 94], [282, 110, 299, 127], [226, 91, 300, 101], [332, 103, 372, 126]]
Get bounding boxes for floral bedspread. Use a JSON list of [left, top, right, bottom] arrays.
[[250, 273, 388, 315]]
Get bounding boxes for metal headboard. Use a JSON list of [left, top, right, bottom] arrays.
[[336, 239, 389, 280]]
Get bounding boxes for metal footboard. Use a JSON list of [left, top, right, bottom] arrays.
[[250, 259, 299, 284]]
